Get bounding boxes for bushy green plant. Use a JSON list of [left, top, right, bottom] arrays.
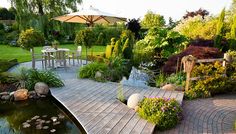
[[185, 61, 229, 99], [17, 28, 45, 50], [174, 15, 218, 40], [26, 69, 64, 90], [79, 62, 108, 80], [214, 8, 225, 49], [105, 45, 113, 58], [155, 72, 186, 87], [138, 97, 182, 130], [120, 30, 135, 46]]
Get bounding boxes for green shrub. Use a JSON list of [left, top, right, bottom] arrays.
[[185, 61, 232, 99], [17, 28, 45, 50], [113, 39, 122, 56], [122, 38, 133, 59], [0, 59, 18, 72], [79, 62, 108, 80], [26, 69, 64, 90], [138, 97, 182, 130], [156, 72, 186, 88], [156, 72, 166, 87]]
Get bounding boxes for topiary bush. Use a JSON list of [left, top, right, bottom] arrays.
[[138, 97, 182, 131], [122, 38, 133, 59]]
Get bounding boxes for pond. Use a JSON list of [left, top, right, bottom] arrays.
[[0, 97, 86, 134]]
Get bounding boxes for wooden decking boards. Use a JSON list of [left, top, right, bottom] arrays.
[[10, 62, 184, 134], [50, 79, 184, 134]]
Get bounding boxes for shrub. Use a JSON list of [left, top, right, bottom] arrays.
[[79, 62, 108, 80], [122, 38, 133, 59], [17, 28, 45, 50], [117, 83, 125, 102], [113, 39, 122, 56], [156, 72, 186, 87], [163, 45, 223, 74], [126, 18, 141, 39], [185, 61, 231, 99], [25, 69, 64, 90], [138, 97, 182, 130], [105, 45, 113, 58], [0, 59, 18, 72]]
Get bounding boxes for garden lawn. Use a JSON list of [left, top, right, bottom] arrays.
[[0, 44, 105, 63]]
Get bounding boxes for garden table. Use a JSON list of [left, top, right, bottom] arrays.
[[41, 48, 70, 68]]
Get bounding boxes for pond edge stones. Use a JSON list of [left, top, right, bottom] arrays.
[[34, 82, 49, 95]]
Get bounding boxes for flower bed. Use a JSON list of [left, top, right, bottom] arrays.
[[138, 97, 182, 131]]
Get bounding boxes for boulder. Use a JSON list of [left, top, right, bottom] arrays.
[[34, 82, 49, 95], [1, 95, 10, 100], [95, 71, 102, 79], [127, 93, 144, 109], [161, 84, 177, 91], [14, 89, 28, 101]]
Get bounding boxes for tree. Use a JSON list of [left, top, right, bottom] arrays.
[[10, 0, 82, 37], [183, 8, 209, 19], [230, 15, 236, 50], [126, 18, 141, 39], [0, 7, 15, 20], [74, 29, 95, 64], [17, 28, 45, 68], [141, 11, 165, 29], [214, 8, 225, 49]]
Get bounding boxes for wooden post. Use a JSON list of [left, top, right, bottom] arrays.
[[31, 48, 35, 69], [223, 53, 232, 67], [181, 55, 197, 91]]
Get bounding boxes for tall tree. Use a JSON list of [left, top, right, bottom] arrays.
[[9, 0, 82, 37], [214, 8, 225, 50], [141, 11, 165, 29]]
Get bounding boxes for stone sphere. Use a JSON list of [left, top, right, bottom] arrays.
[[14, 89, 28, 101], [127, 93, 144, 109], [34, 82, 49, 95]]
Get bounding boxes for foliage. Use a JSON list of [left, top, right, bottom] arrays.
[[120, 29, 135, 46], [138, 97, 182, 130], [214, 8, 225, 49], [105, 56, 127, 82], [105, 45, 113, 58], [0, 59, 18, 72], [126, 18, 141, 39], [0, 7, 16, 20], [13, 67, 29, 88], [163, 45, 223, 74], [79, 62, 108, 80], [174, 15, 218, 40], [26, 69, 64, 90], [74, 29, 95, 48], [122, 38, 133, 59], [156, 72, 186, 87], [185, 61, 233, 99], [117, 83, 125, 103], [75, 28, 95, 62], [141, 11, 165, 29], [229, 15, 236, 50], [183, 8, 209, 19], [17, 28, 45, 50], [134, 27, 188, 66], [113, 39, 122, 56]]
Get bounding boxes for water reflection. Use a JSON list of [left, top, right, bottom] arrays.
[[0, 98, 81, 134]]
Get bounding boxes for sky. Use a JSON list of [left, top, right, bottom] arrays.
[[0, 0, 233, 21]]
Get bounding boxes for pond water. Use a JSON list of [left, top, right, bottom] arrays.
[[0, 98, 85, 134]]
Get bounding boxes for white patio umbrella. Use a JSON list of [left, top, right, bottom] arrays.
[[53, 6, 127, 26]]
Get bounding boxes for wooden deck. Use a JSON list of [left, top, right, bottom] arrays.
[[51, 79, 184, 134], [11, 61, 184, 134]]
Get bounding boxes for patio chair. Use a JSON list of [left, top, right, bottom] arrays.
[[31, 48, 46, 69], [54, 50, 67, 68], [68, 46, 82, 65], [42, 46, 51, 50]]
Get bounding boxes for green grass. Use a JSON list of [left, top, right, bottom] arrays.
[[0, 44, 106, 63]]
